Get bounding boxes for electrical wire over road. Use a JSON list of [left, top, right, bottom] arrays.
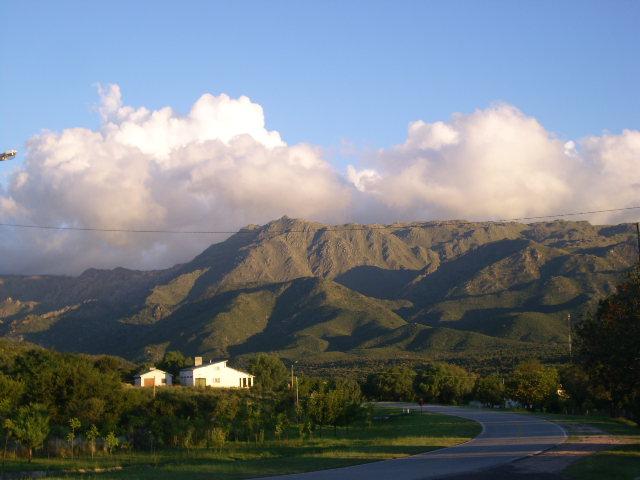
[[0, 205, 639, 236]]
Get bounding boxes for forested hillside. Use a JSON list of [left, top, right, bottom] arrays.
[[1, 217, 637, 367]]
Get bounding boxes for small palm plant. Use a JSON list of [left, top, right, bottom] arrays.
[[67, 418, 81, 459], [105, 432, 119, 455], [86, 424, 99, 459]]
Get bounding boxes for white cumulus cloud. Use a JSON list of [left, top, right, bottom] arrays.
[[1, 89, 639, 275], [0, 85, 352, 274], [347, 104, 640, 224]]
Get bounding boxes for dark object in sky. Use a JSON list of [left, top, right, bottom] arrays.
[[0, 149, 17, 161]]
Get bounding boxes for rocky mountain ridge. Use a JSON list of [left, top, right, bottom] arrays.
[[1, 217, 637, 366]]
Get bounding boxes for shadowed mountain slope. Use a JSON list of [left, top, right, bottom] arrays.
[[1, 217, 637, 365]]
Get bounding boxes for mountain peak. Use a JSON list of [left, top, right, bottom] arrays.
[[2, 217, 637, 365], [260, 216, 325, 234]]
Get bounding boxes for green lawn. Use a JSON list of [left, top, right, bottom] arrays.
[[535, 413, 640, 480], [2, 409, 481, 480], [565, 443, 640, 480]]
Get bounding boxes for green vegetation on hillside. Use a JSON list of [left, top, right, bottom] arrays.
[[0, 218, 637, 368]]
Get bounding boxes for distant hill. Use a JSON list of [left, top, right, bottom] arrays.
[[1, 217, 637, 368]]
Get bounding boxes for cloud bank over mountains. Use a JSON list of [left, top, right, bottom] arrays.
[[1, 85, 639, 274], [351, 106, 640, 224]]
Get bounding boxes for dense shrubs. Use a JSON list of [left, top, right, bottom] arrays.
[[576, 270, 640, 421], [10, 349, 125, 429], [362, 366, 415, 401], [4, 265, 639, 463], [414, 363, 476, 405], [360, 359, 620, 417], [0, 349, 366, 462], [473, 374, 505, 407], [248, 353, 290, 393], [506, 360, 559, 410], [364, 362, 476, 405]]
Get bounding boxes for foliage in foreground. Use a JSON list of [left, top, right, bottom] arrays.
[[3, 409, 480, 479], [0, 350, 364, 464], [2, 268, 640, 465], [576, 269, 640, 421]]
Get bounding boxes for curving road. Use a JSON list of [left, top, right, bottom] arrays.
[[257, 403, 567, 480]]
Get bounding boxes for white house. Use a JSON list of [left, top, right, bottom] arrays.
[[134, 367, 173, 387], [179, 357, 254, 388]]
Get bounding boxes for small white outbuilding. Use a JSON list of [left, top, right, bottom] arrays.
[[134, 367, 173, 387], [179, 357, 254, 388]]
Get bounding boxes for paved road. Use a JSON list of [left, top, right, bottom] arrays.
[[256, 403, 567, 480]]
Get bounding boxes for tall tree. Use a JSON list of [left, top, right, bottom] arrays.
[[474, 374, 506, 407], [414, 363, 476, 405], [12, 349, 124, 427], [576, 269, 640, 419], [363, 366, 416, 401], [507, 360, 559, 410], [248, 354, 289, 393], [67, 417, 81, 459], [0, 374, 24, 466], [158, 351, 193, 378], [86, 424, 100, 459], [9, 404, 50, 462]]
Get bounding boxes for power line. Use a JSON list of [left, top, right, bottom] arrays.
[[0, 205, 639, 236], [0, 223, 237, 235], [494, 205, 640, 222], [636, 222, 640, 266]]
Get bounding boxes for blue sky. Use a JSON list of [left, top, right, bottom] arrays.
[[1, 0, 640, 273], [1, 0, 639, 174]]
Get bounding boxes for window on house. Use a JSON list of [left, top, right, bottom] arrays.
[[195, 378, 206, 387], [161, 378, 166, 384], [214, 378, 220, 383]]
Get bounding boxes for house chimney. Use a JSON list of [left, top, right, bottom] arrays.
[[194, 356, 203, 367]]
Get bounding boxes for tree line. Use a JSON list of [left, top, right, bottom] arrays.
[[1, 269, 638, 463], [363, 359, 560, 409], [0, 350, 365, 464], [363, 269, 640, 423]]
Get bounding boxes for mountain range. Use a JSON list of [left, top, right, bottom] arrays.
[[1, 217, 637, 368]]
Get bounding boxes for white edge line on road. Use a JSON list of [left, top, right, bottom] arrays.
[[256, 404, 570, 480], [423, 405, 570, 479], [423, 405, 486, 449]]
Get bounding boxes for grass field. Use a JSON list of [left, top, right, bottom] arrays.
[[566, 444, 640, 480], [1, 408, 480, 480], [536, 413, 640, 480]]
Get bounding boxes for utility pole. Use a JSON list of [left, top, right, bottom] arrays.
[[636, 222, 640, 266], [567, 313, 572, 361], [290, 360, 298, 406]]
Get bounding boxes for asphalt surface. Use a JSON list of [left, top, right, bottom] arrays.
[[256, 403, 568, 480]]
